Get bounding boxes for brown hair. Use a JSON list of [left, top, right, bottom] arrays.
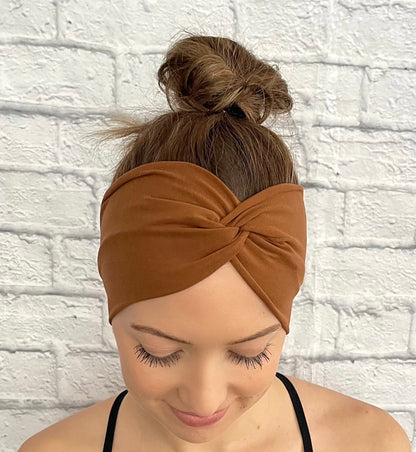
[[89, 32, 299, 202]]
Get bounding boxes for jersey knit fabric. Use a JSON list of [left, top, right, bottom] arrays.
[[102, 371, 313, 451]]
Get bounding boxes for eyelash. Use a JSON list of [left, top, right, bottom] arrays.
[[133, 344, 272, 370]]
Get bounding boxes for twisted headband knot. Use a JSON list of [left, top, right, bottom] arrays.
[[97, 161, 307, 334]]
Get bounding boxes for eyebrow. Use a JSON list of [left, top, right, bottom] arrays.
[[129, 323, 281, 345]]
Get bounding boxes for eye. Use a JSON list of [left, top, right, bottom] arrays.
[[133, 344, 272, 370]]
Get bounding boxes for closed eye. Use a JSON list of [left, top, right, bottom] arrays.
[[133, 344, 272, 370]]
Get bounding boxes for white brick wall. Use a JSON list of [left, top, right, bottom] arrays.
[[0, 1, 415, 451]]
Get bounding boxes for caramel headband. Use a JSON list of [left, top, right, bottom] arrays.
[[97, 161, 307, 334]]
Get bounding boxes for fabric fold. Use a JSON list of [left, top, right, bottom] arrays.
[[97, 160, 307, 334]]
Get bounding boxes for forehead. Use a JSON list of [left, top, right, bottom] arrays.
[[118, 261, 277, 327]]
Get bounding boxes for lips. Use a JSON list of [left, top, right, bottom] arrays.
[[181, 408, 223, 416], [170, 405, 228, 427]]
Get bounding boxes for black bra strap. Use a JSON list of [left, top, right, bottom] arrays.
[[103, 389, 128, 452], [275, 372, 313, 452]]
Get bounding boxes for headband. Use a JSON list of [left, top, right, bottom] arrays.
[[97, 161, 307, 334]]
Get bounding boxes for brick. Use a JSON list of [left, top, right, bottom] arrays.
[[0, 0, 55, 40], [59, 116, 118, 170], [331, 2, 416, 65], [408, 313, 416, 355], [61, 352, 124, 403], [283, 300, 339, 357], [0, 171, 95, 229], [300, 246, 315, 300], [363, 67, 416, 128], [0, 113, 58, 167], [307, 127, 416, 188], [238, 0, 330, 59], [0, 232, 51, 286], [315, 247, 416, 298], [345, 190, 416, 244], [280, 62, 362, 125], [304, 359, 416, 405], [0, 350, 56, 399], [337, 309, 411, 355], [0, 45, 114, 109], [0, 293, 102, 346], [59, 0, 232, 48], [117, 52, 167, 110], [54, 237, 102, 289], [304, 187, 345, 243]]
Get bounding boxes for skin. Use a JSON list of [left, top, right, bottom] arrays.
[[111, 261, 289, 452], [19, 261, 412, 452]]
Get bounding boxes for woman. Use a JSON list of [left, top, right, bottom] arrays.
[[19, 33, 411, 452]]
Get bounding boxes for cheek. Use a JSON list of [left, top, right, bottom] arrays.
[[238, 334, 285, 400], [117, 346, 172, 398], [239, 360, 279, 398], [125, 369, 171, 400]]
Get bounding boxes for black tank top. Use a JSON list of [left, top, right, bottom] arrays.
[[102, 371, 313, 451]]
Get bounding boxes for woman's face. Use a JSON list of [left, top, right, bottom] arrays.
[[111, 261, 287, 450]]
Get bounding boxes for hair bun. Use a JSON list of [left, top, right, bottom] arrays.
[[157, 34, 293, 124]]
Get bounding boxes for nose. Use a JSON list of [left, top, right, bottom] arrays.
[[177, 360, 227, 417]]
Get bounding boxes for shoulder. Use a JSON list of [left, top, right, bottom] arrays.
[[363, 404, 412, 452], [18, 394, 118, 452], [285, 375, 411, 452]]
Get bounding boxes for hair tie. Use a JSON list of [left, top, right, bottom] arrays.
[[224, 104, 246, 119]]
